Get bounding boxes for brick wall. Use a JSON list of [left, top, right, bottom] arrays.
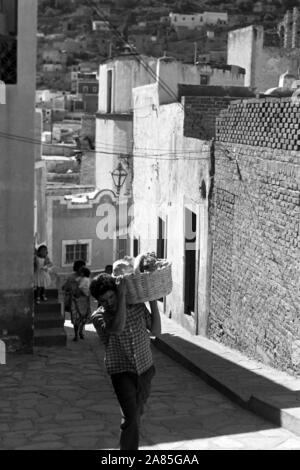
[[216, 98, 300, 151], [183, 96, 235, 140], [209, 97, 300, 374]]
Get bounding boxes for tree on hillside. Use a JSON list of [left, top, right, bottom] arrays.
[[173, 1, 198, 13], [115, 0, 139, 8], [236, 0, 253, 13], [279, 0, 300, 9]]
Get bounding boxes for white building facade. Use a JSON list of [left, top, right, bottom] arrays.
[[169, 11, 228, 30], [0, 0, 38, 352]]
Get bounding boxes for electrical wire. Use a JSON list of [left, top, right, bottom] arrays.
[[0, 130, 209, 161], [84, 0, 184, 110]]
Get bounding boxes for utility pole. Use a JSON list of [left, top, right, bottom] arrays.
[[194, 42, 198, 65], [108, 41, 113, 59], [50, 109, 53, 144]]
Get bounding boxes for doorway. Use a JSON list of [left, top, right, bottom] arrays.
[[184, 208, 197, 315], [133, 236, 139, 257], [157, 216, 167, 306]]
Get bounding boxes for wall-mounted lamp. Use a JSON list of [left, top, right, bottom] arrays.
[[111, 162, 128, 195]]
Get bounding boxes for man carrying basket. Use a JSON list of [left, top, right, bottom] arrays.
[[90, 271, 162, 451]]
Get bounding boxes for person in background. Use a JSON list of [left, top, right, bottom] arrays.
[[76, 267, 91, 297], [71, 266, 92, 339], [62, 259, 86, 316], [34, 245, 53, 303], [90, 273, 161, 450], [104, 265, 113, 275]]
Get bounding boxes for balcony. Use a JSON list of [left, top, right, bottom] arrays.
[[0, 34, 17, 84]]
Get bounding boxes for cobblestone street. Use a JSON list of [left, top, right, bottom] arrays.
[[1, 324, 300, 450]]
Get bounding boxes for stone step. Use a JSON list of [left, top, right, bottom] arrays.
[[45, 289, 59, 300], [34, 314, 65, 329], [35, 308, 63, 319], [35, 301, 62, 314], [34, 328, 67, 347]]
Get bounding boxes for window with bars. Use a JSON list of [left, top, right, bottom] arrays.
[[62, 240, 92, 267]]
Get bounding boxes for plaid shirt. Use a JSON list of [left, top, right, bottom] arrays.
[[92, 303, 153, 376]]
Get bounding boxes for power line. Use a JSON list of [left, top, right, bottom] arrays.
[[85, 0, 184, 110], [0, 131, 209, 161]]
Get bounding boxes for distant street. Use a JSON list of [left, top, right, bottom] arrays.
[[0, 324, 299, 450]]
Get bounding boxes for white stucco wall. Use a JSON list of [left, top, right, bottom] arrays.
[[227, 24, 300, 92], [203, 12, 228, 24], [157, 61, 244, 105], [227, 26, 256, 88], [0, 0, 37, 290], [96, 56, 244, 202], [169, 12, 228, 29], [98, 57, 157, 114], [0, 0, 37, 350], [199, 65, 245, 87], [132, 84, 211, 335], [95, 117, 133, 195]]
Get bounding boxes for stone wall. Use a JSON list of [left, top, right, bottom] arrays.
[[278, 7, 300, 49], [209, 97, 300, 374]]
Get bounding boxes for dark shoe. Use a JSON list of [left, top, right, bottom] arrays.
[[79, 333, 84, 340], [73, 336, 78, 342]]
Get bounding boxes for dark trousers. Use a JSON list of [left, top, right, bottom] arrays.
[[34, 286, 46, 300], [111, 365, 155, 451]]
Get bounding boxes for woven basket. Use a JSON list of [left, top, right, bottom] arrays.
[[122, 262, 173, 304]]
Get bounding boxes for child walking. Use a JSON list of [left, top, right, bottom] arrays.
[[34, 245, 53, 303], [71, 266, 91, 341]]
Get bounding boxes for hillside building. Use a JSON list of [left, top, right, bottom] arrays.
[[228, 8, 300, 93], [169, 11, 228, 30]]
